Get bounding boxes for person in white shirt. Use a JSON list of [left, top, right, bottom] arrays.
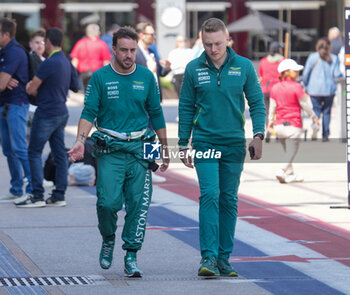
[[167, 36, 193, 98]]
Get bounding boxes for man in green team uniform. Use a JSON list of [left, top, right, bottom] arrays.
[[178, 18, 265, 277], [68, 27, 169, 277]]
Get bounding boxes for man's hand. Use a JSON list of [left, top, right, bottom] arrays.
[[67, 141, 85, 162], [7, 78, 19, 90], [179, 149, 194, 168], [26, 81, 32, 93], [26, 77, 42, 96], [248, 137, 263, 160], [160, 145, 170, 172], [313, 116, 319, 126], [154, 128, 169, 172], [160, 59, 171, 70]]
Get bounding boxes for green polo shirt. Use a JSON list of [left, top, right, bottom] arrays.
[[81, 64, 165, 132]]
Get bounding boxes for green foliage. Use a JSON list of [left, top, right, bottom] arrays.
[[159, 75, 174, 90]]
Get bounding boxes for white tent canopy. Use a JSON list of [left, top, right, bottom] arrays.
[[0, 3, 45, 13], [58, 3, 138, 12], [245, 1, 326, 11]]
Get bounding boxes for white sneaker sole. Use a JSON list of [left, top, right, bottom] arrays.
[[16, 201, 46, 208], [124, 270, 142, 278], [46, 200, 67, 207], [285, 178, 304, 183]]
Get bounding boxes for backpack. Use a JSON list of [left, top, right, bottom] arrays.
[[28, 51, 42, 80], [14, 44, 42, 105]]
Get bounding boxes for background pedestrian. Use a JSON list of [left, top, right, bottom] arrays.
[[19, 27, 79, 208], [303, 37, 342, 141], [259, 41, 284, 142], [167, 35, 192, 98], [70, 23, 111, 91], [269, 59, 319, 183], [0, 17, 32, 202], [135, 22, 171, 102]]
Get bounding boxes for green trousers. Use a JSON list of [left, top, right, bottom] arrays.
[[96, 152, 152, 251], [194, 142, 246, 260]]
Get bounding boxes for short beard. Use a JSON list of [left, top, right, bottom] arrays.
[[116, 58, 133, 70]]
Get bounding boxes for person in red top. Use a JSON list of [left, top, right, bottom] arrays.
[[259, 42, 284, 141], [268, 59, 319, 183], [70, 23, 111, 91]]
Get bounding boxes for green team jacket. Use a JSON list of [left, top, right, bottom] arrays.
[[178, 47, 265, 147], [81, 64, 165, 132]]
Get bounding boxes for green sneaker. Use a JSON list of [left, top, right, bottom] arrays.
[[99, 238, 115, 269], [124, 252, 143, 277], [198, 256, 220, 276], [217, 258, 238, 277]]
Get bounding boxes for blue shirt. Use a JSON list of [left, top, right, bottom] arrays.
[[303, 52, 342, 96], [35, 50, 79, 117], [100, 34, 113, 56], [0, 39, 29, 106]]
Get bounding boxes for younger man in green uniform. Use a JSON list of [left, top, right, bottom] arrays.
[[178, 18, 265, 277], [68, 27, 169, 277]]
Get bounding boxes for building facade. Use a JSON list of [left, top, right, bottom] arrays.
[[0, 0, 347, 59]]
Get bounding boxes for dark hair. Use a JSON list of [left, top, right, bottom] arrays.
[[31, 28, 45, 40], [316, 37, 331, 62], [112, 26, 139, 47], [45, 27, 63, 47], [269, 41, 283, 55], [201, 18, 226, 35], [0, 18, 16, 39]]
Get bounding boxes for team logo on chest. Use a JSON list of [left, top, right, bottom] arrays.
[[133, 80, 145, 91], [228, 67, 241, 76]]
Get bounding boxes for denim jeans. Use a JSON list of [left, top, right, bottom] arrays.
[[310, 95, 334, 140], [0, 103, 32, 196], [28, 113, 69, 199]]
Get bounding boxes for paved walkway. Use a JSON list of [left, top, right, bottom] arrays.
[[0, 93, 349, 295]]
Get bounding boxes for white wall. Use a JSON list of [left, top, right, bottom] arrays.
[[156, 0, 186, 59]]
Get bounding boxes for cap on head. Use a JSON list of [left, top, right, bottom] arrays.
[[277, 59, 303, 73]]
